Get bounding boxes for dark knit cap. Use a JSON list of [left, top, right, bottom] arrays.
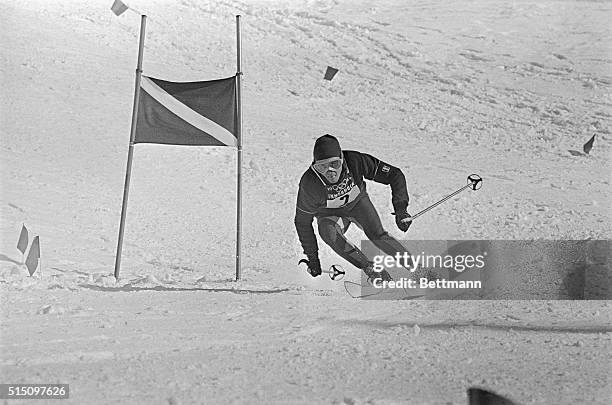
[[313, 134, 342, 161]]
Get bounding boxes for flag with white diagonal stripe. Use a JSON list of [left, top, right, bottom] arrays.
[[134, 76, 237, 146]]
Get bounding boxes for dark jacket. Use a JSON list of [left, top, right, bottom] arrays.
[[294, 150, 409, 255]]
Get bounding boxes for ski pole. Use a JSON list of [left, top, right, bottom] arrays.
[[395, 174, 483, 223], [325, 264, 345, 280], [298, 259, 346, 280]]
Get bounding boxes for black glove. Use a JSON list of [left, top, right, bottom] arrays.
[[300, 255, 322, 277], [395, 211, 412, 232]]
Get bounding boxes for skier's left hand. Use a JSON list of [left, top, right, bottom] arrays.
[[395, 211, 412, 232], [300, 255, 322, 277]]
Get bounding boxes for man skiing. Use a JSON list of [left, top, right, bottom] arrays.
[[294, 134, 413, 282]]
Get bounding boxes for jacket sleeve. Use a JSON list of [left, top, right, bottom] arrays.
[[294, 174, 322, 256], [359, 152, 409, 213]]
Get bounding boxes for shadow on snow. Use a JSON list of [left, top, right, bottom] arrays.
[[341, 319, 612, 334], [78, 283, 290, 294]]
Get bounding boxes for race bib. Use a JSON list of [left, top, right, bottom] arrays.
[[326, 176, 360, 208]]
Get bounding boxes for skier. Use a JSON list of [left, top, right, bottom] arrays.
[[295, 134, 413, 282]]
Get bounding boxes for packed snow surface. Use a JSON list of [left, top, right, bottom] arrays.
[[1, 0, 611, 404]]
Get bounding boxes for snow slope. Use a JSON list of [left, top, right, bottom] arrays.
[[1, 0, 611, 404]]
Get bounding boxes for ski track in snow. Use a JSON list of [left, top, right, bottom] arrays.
[[1, 0, 611, 403]]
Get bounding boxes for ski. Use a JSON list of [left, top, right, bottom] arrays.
[[343, 280, 385, 298], [343, 280, 426, 300], [298, 261, 425, 299]]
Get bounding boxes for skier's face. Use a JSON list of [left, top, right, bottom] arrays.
[[313, 157, 342, 183], [323, 166, 342, 183]]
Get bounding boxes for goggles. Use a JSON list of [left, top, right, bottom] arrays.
[[313, 157, 342, 174]]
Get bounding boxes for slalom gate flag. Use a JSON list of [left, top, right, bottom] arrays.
[[583, 134, 596, 154], [111, 0, 129, 16], [25, 236, 40, 276], [324, 66, 339, 81], [17, 224, 28, 255], [135, 76, 237, 146]]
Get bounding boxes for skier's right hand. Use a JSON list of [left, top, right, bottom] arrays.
[[304, 255, 322, 277], [393, 200, 412, 232], [395, 211, 412, 232]]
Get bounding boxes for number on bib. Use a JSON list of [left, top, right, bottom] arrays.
[[326, 184, 360, 208]]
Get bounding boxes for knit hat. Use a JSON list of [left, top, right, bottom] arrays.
[[313, 134, 342, 161]]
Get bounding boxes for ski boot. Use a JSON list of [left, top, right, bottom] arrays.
[[362, 262, 393, 284]]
